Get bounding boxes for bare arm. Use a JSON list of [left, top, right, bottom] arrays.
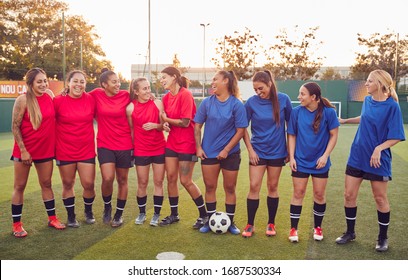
[[316, 127, 339, 169], [339, 116, 361, 124], [243, 128, 259, 165], [288, 134, 296, 172], [370, 139, 402, 168], [126, 103, 134, 142], [194, 123, 207, 159], [216, 128, 245, 160], [161, 112, 190, 128], [11, 95, 31, 165]]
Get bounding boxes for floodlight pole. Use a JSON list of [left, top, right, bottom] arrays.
[[200, 23, 210, 97]]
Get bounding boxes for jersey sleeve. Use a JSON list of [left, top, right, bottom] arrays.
[[233, 100, 248, 128], [287, 108, 298, 135], [284, 95, 293, 122], [386, 103, 406, 141], [326, 107, 340, 131], [180, 90, 194, 120], [244, 98, 253, 122], [193, 97, 207, 124]]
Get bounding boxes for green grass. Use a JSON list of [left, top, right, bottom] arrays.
[[0, 125, 407, 260]]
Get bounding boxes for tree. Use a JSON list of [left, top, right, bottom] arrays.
[[0, 0, 112, 80], [264, 26, 324, 80], [320, 67, 344, 80], [350, 32, 408, 81], [211, 27, 261, 80], [172, 53, 188, 74]]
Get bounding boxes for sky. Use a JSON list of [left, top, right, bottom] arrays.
[[64, 0, 407, 79]]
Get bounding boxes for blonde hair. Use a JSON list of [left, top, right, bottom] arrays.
[[25, 68, 47, 130], [369, 69, 399, 102]]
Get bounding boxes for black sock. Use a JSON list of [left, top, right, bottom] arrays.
[[345, 206, 357, 233], [63, 196, 76, 219], [377, 210, 390, 240], [114, 199, 126, 219], [246, 198, 259, 225], [290, 204, 302, 229], [313, 201, 326, 228], [44, 199, 56, 217], [137, 195, 147, 214], [11, 204, 23, 223], [153, 195, 163, 215], [226, 204, 236, 224], [103, 195, 112, 210], [83, 196, 95, 213], [206, 201, 216, 218], [193, 195, 207, 218], [267, 196, 279, 224], [169, 196, 179, 216]]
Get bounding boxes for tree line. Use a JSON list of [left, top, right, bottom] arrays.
[[1, 0, 407, 84]]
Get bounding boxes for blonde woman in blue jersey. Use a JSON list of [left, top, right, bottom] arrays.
[[287, 82, 339, 242], [336, 70, 405, 252], [194, 70, 248, 235], [241, 70, 292, 238]]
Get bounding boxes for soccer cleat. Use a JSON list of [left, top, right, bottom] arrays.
[[135, 213, 147, 225], [192, 217, 207, 229], [375, 238, 388, 252], [289, 228, 298, 242], [12, 221, 28, 238], [228, 223, 241, 235], [199, 221, 210, 233], [242, 224, 254, 238], [159, 215, 180, 226], [266, 223, 276, 236], [67, 215, 80, 228], [150, 213, 160, 227], [103, 207, 112, 224], [335, 232, 356, 244], [111, 215, 123, 228], [313, 226, 323, 241], [84, 211, 95, 224], [48, 217, 66, 230]]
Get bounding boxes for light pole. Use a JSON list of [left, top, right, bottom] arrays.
[[200, 23, 210, 97], [136, 53, 141, 77]]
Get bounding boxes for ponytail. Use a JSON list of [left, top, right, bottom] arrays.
[[302, 82, 335, 134], [218, 70, 241, 100]]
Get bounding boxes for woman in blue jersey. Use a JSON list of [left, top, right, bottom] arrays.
[[335, 70, 405, 252], [194, 70, 248, 235], [287, 82, 339, 242], [241, 70, 292, 238]]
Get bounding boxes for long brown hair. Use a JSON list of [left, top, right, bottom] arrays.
[[25, 68, 47, 130], [129, 77, 149, 101], [252, 70, 280, 126], [217, 70, 241, 100], [161, 66, 189, 88], [302, 82, 335, 133]]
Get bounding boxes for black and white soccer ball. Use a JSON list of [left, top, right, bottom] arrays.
[[209, 212, 231, 234]]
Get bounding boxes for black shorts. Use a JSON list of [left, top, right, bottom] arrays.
[[292, 170, 329, 178], [10, 156, 54, 164], [250, 157, 286, 167], [134, 154, 165, 166], [165, 148, 198, 162], [56, 158, 96, 166], [345, 165, 391, 182], [97, 148, 134, 168], [201, 151, 241, 171]]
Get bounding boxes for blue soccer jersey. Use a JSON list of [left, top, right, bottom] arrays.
[[347, 96, 405, 177], [245, 93, 292, 159], [287, 105, 340, 174], [194, 95, 248, 158]]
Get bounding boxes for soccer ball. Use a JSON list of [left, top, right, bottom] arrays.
[[209, 212, 231, 234]]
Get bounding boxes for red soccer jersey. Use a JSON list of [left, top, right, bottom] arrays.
[[54, 93, 96, 161], [131, 99, 165, 156], [89, 88, 133, 150], [12, 93, 56, 160], [162, 87, 196, 154]]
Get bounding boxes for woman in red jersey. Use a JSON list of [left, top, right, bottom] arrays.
[[54, 70, 96, 227], [126, 78, 168, 226], [159, 66, 207, 228], [89, 69, 133, 228], [10, 68, 65, 238]]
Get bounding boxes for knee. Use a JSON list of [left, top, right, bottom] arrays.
[[116, 176, 128, 187], [313, 191, 325, 203], [180, 177, 192, 188], [373, 194, 388, 209], [62, 179, 75, 190], [39, 179, 52, 189], [153, 178, 164, 188], [293, 189, 306, 200], [344, 190, 356, 204], [224, 184, 236, 196], [138, 178, 149, 189], [102, 175, 114, 186], [167, 173, 178, 185]]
